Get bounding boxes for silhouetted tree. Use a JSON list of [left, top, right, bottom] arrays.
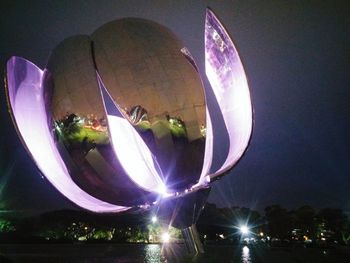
[[294, 205, 317, 239], [265, 205, 293, 239], [197, 203, 223, 240], [318, 208, 348, 243], [341, 220, 350, 245]]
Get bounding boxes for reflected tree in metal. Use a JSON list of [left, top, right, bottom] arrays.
[[5, 9, 253, 216]]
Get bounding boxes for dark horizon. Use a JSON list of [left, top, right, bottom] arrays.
[[0, 0, 349, 214]]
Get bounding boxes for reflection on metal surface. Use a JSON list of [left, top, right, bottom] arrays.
[[5, 9, 253, 213], [91, 18, 206, 190], [129, 105, 148, 125]]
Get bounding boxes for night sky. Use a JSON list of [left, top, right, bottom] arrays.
[[0, 0, 349, 213]]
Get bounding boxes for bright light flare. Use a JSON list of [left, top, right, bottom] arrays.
[[240, 225, 249, 235], [161, 232, 170, 243], [151, 215, 157, 223], [157, 184, 168, 195]]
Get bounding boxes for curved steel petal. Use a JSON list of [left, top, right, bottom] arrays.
[[192, 107, 213, 187], [204, 9, 253, 178], [5, 56, 130, 213], [96, 72, 166, 194]]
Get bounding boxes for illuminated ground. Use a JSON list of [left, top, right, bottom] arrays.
[[0, 243, 349, 263]]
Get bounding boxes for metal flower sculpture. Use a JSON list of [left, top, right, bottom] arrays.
[[5, 10, 252, 223]]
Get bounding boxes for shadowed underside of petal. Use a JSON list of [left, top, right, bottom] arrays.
[[5, 56, 130, 213], [179, 47, 213, 188], [96, 72, 165, 194], [204, 9, 253, 178]]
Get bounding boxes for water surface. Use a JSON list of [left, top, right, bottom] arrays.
[[0, 243, 349, 263]]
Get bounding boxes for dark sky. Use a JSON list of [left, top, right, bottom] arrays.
[[0, 0, 349, 213]]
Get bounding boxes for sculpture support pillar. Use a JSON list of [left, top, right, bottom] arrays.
[[182, 224, 204, 255]]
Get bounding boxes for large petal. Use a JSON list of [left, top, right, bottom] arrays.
[[205, 9, 253, 178], [192, 107, 213, 187], [96, 72, 166, 195], [5, 56, 129, 213]]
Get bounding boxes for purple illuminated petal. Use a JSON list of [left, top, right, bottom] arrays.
[[96, 72, 166, 194], [192, 107, 213, 188], [205, 9, 253, 177], [6, 56, 129, 213]]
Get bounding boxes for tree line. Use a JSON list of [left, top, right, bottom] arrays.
[[197, 203, 350, 245], [0, 203, 349, 245]]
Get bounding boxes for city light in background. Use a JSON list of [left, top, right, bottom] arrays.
[[161, 232, 170, 243], [240, 225, 249, 235], [151, 216, 157, 224]]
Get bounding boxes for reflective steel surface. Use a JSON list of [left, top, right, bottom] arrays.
[[5, 57, 129, 212], [204, 9, 253, 179], [5, 9, 253, 212], [46, 19, 206, 204]]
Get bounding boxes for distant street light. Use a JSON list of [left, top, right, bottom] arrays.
[[161, 232, 170, 243], [240, 225, 249, 235], [151, 215, 157, 224]]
